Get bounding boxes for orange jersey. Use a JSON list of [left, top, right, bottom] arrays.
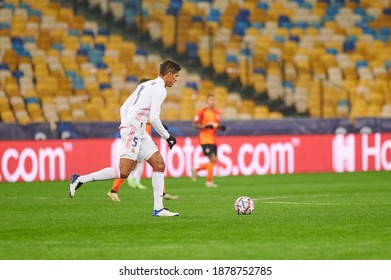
[[146, 122, 152, 136], [194, 107, 221, 144]]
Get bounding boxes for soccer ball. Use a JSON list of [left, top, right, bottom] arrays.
[[234, 196, 254, 215]]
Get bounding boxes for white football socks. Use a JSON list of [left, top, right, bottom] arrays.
[[152, 171, 164, 210], [78, 167, 120, 183]]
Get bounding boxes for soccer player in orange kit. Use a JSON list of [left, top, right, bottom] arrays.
[[191, 93, 226, 187]]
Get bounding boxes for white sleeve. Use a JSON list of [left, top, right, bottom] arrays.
[[150, 88, 170, 139]]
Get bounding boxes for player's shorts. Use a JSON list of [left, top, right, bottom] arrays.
[[120, 124, 158, 162], [201, 144, 217, 156]]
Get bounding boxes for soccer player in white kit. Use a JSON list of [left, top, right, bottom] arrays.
[[68, 60, 181, 217]]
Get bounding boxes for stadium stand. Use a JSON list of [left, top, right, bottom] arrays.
[[1, 0, 391, 133], [0, 0, 226, 131], [135, 0, 391, 119]]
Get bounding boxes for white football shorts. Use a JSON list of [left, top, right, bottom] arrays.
[[119, 125, 158, 162]]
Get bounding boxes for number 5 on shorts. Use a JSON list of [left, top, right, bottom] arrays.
[[132, 137, 138, 147]]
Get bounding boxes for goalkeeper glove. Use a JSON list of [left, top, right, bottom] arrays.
[[204, 124, 214, 129], [166, 135, 176, 150], [219, 124, 226, 132]]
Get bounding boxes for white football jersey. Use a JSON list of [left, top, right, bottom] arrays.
[[120, 76, 169, 139]]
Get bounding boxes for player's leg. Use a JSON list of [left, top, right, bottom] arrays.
[[107, 158, 138, 201], [205, 149, 218, 187], [128, 162, 147, 189], [107, 178, 126, 202], [191, 163, 207, 182], [163, 182, 179, 200], [69, 125, 138, 198], [70, 157, 136, 198], [127, 163, 139, 188], [147, 151, 178, 216], [191, 144, 209, 182], [69, 166, 121, 198]]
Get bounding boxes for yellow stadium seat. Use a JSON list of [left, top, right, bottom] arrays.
[[84, 103, 101, 121], [14, 109, 31, 125], [253, 105, 269, 119], [1, 110, 16, 123], [100, 108, 120, 122], [268, 111, 284, 119], [366, 105, 381, 117]]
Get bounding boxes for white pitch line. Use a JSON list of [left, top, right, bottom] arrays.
[[260, 201, 341, 205]]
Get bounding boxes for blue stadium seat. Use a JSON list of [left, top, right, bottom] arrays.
[[99, 83, 111, 90], [52, 43, 63, 52], [253, 68, 266, 76], [343, 41, 355, 52], [236, 9, 250, 22], [16, 49, 31, 58], [0, 23, 10, 30], [354, 7, 366, 17], [192, 15, 204, 23], [82, 29, 95, 36], [384, 61, 391, 70], [257, 2, 269, 11], [289, 35, 300, 43], [233, 21, 248, 36], [207, 9, 220, 23], [68, 29, 81, 37], [28, 9, 42, 18], [98, 28, 110, 36], [294, 22, 308, 29], [186, 43, 199, 62], [383, 8, 391, 16], [72, 77, 85, 90], [126, 76, 138, 82], [226, 54, 238, 63], [185, 81, 198, 91], [65, 71, 78, 79], [166, 0, 182, 16], [326, 48, 338, 55], [355, 60, 368, 69], [274, 35, 285, 43], [13, 70, 24, 80], [25, 97, 40, 105], [94, 43, 105, 52], [77, 48, 89, 57], [135, 49, 148, 56], [283, 81, 294, 91], [96, 62, 108, 69], [278, 15, 291, 27], [267, 54, 279, 62], [0, 64, 9, 70]]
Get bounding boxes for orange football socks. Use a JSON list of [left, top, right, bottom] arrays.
[[111, 178, 125, 192]]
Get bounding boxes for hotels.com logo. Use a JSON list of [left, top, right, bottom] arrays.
[[332, 133, 391, 172], [0, 146, 67, 182], [111, 137, 297, 177]]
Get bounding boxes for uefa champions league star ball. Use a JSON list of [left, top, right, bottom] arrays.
[[234, 196, 254, 215]]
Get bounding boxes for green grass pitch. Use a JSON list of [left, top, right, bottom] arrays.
[[0, 171, 390, 260]]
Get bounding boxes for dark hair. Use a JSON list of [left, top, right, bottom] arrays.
[[159, 59, 181, 76]]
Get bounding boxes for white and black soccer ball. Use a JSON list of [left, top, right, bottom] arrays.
[[234, 196, 254, 215]]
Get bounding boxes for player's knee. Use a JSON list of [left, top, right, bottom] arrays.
[[153, 161, 165, 172], [120, 170, 131, 178], [119, 166, 132, 178], [209, 155, 217, 163]]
